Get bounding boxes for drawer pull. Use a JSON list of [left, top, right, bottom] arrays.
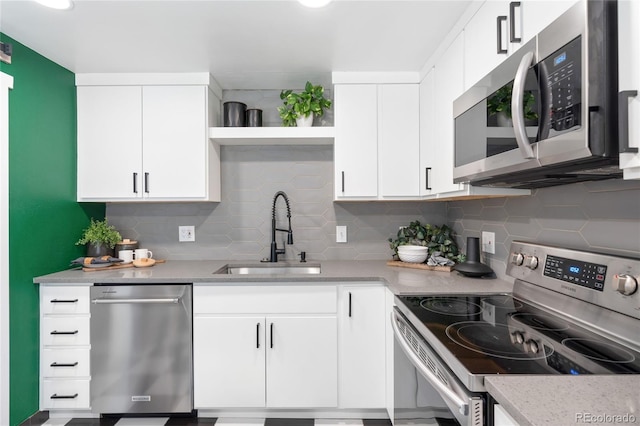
[[51, 393, 78, 400], [50, 330, 79, 335], [50, 299, 79, 303], [50, 362, 79, 367]]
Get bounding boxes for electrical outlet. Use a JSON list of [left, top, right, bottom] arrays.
[[336, 225, 347, 243], [179, 226, 195, 242], [482, 231, 495, 254]]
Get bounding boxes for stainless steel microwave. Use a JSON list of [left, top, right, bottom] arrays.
[[453, 0, 623, 189]]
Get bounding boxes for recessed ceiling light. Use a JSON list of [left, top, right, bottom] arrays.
[[297, 0, 333, 8], [35, 0, 73, 10]]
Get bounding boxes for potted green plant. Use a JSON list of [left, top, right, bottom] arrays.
[[75, 218, 122, 257], [278, 81, 332, 127], [487, 83, 538, 126], [388, 220, 465, 264]]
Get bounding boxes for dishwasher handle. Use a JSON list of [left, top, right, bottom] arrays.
[[391, 309, 469, 416], [92, 297, 180, 305]]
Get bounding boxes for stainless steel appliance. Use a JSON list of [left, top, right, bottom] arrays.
[[453, 0, 625, 189], [90, 284, 193, 414], [392, 242, 640, 425]]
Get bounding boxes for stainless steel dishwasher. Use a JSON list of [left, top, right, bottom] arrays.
[[90, 284, 193, 414]]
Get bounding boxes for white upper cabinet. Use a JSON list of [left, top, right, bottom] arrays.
[[334, 84, 379, 199], [333, 79, 420, 200], [618, 0, 640, 179], [419, 69, 436, 197], [432, 33, 465, 195], [378, 85, 420, 198], [464, 0, 578, 90], [76, 73, 221, 202], [464, 0, 514, 90]]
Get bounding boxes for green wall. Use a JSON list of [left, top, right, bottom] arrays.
[[0, 34, 104, 425]]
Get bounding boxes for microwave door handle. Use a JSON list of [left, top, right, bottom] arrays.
[[512, 51, 535, 159], [391, 311, 469, 416]]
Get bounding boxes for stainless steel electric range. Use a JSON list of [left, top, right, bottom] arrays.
[[392, 241, 640, 426]]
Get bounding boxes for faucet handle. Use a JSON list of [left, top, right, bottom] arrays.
[[299, 251, 307, 263]]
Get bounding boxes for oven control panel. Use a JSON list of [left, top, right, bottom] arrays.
[[507, 241, 640, 320]]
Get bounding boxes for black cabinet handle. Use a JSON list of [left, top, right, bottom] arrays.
[[619, 90, 639, 153], [509, 2, 521, 43], [348, 292, 352, 317], [50, 362, 79, 367], [144, 172, 150, 193], [50, 330, 78, 335], [497, 16, 508, 54], [50, 299, 78, 304], [51, 393, 78, 400], [341, 171, 345, 193], [256, 323, 260, 349], [425, 167, 432, 191], [270, 323, 274, 349], [133, 172, 138, 194]]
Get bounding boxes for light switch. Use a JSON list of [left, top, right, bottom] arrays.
[[336, 225, 347, 243]]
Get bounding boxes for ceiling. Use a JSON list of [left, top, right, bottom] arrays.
[[0, 0, 472, 89]]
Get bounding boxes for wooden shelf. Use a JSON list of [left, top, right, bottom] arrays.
[[209, 126, 335, 146]]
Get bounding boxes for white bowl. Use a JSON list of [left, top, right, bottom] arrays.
[[398, 245, 428, 253], [398, 251, 428, 263]]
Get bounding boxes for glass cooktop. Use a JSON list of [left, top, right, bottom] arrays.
[[396, 294, 640, 376]]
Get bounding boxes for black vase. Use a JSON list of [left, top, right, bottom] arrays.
[[223, 102, 247, 127], [453, 237, 494, 278], [246, 109, 263, 127]]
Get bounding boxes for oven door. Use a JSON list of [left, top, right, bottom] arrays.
[[391, 308, 484, 426]]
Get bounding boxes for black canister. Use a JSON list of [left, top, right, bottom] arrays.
[[246, 109, 263, 127], [224, 102, 247, 127]]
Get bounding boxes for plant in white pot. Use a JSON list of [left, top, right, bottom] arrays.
[[278, 81, 332, 127], [75, 218, 122, 257]]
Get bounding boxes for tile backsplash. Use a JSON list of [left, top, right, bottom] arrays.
[[106, 145, 446, 262], [448, 179, 640, 280], [107, 144, 640, 278]]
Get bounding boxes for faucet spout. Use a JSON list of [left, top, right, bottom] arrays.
[[269, 191, 293, 262]]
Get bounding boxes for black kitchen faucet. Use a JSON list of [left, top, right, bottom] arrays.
[[268, 191, 293, 262]]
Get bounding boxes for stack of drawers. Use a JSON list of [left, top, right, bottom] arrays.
[[39, 284, 91, 410]]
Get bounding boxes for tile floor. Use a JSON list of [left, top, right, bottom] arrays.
[[36, 418, 394, 426]]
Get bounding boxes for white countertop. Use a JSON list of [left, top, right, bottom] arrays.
[[33, 259, 513, 295], [486, 375, 640, 426]]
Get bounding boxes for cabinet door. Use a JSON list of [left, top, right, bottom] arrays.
[[266, 316, 337, 408], [193, 316, 266, 408], [619, 0, 640, 179], [77, 86, 143, 200], [521, 0, 577, 45], [338, 285, 386, 409], [334, 84, 378, 198], [419, 69, 436, 196], [142, 86, 208, 199], [463, 0, 511, 90], [433, 33, 464, 194], [378, 84, 420, 197]]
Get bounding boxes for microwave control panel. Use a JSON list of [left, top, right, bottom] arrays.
[[542, 36, 582, 134]]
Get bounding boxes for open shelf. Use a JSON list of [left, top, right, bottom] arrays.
[[209, 126, 335, 146]]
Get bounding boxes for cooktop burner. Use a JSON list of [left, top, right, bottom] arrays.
[[561, 338, 636, 364], [445, 321, 552, 360], [510, 313, 570, 331], [420, 297, 483, 316]]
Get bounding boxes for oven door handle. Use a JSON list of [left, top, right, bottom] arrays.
[[391, 310, 469, 416]]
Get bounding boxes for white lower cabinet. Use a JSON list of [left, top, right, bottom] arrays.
[[39, 284, 91, 411], [338, 284, 386, 409], [193, 285, 338, 409]]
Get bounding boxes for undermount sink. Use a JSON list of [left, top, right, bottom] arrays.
[[214, 262, 321, 275]]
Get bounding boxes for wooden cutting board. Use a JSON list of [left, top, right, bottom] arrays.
[[82, 259, 166, 272], [386, 260, 453, 272]]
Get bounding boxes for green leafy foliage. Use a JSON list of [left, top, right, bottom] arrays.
[[75, 218, 122, 249], [388, 221, 465, 263], [487, 83, 538, 120], [278, 81, 332, 127]]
